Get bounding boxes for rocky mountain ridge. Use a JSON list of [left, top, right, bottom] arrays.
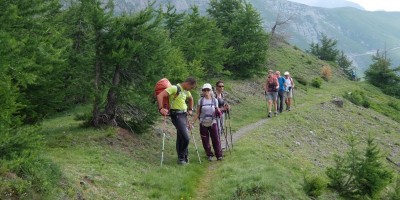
[[114, 0, 400, 74]]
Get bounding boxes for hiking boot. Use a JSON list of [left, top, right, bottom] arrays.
[[208, 156, 213, 162], [177, 160, 187, 165], [217, 157, 223, 161], [288, 107, 291, 111], [268, 112, 271, 118], [274, 112, 278, 116]]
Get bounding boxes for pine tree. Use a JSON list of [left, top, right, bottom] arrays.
[[357, 137, 393, 198], [326, 135, 394, 199], [337, 51, 354, 79], [208, 0, 268, 78], [365, 51, 400, 97], [0, 0, 68, 123], [309, 33, 339, 61], [173, 6, 230, 78], [88, 4, 188, 132]]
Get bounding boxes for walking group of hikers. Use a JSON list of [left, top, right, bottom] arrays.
[[156, 78, 230, 165], [155, 70, 295, 165], [264, 70, 295, 118]]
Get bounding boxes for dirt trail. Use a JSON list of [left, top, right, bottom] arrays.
[[194, 118, 268, 200]]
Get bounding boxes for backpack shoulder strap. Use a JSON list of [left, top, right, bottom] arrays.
[[173, 85, 181, 100], [199, 97, 204, 119]]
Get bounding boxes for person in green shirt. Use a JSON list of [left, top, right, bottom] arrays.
[[157, 77, 197, 165]]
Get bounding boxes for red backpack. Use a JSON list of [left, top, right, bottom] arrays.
[[154, 78, 180, 110]]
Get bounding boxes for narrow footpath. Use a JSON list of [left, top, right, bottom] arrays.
[[194, 118, 268, 199]]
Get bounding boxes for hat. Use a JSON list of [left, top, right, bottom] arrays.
[[202, 83, 212, 90], [284, 71, 290, 76]]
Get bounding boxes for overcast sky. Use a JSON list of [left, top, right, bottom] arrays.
[[346, 0, 400, 11]]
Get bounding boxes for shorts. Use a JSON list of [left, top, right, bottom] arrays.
[[284, 90, 293, 98], [266, 92, 278, 101]]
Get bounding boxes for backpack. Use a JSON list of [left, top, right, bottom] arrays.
[[268, 77, 277, 92], [154, 78, 181, 110], [198, 97, 219, 127]]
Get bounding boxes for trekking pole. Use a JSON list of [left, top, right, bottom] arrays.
[[188, 120, 202, 164], [219, 115, 231, 154], [161, 116, 167, 167], [292, 87, 296, 107], [227, 110, 233, 151]]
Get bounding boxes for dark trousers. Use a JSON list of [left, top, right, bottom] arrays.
[[170, 113, 190, 161], [200, 123, 222, 158], [277, 90, 285, 113]]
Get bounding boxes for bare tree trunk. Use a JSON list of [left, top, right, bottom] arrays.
[[104, 64, 121, 126]]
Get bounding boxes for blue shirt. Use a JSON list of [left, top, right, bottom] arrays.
[[278, 76, 285, 91]]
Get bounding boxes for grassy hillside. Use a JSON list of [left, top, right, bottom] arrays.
[[23, 44, 400, 199]]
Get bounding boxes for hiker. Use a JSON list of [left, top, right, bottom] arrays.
[[264, 70, 279, 117], [192, 83, 223, 161], [214, 80, 230, 134], [283, 71, 295, 111], [276, 71, 286, 113], [157, 77, 197, 165]]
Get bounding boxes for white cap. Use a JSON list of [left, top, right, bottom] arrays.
[[284, 71, 290, 76], [202, 83, 212, 90]]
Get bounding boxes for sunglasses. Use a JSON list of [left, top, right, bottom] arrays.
[[217, 85, 224, 88], [202, 89, 211, 92]]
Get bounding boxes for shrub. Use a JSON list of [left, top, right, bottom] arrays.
[[0, 127, 62, 198], [294, 76, 308, 86], [388, 101, 400, 111], [326, 136, 393, 199], [303, 175, 327, 198], [388, 177, 400, 200], [343, 90, 370, 108], [311, 77, 323, 88], [306, 60, 312, 65], [232, 184, 266, 199], [321, 65, 333, 81]]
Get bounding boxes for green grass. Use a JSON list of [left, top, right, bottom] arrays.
[[199, 74, 400, 199], [28, 44, 400, 199]]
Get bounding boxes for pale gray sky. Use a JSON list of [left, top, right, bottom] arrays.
[[347, 0, 400, 11]]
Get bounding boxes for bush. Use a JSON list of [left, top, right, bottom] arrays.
[[303, 175, 327, 198], [321, 65, 333, 81], [311, 77, 323, 88], [294, 76, 308, 86], [0, 127, 62, 199], [117, 95, 159, 134], [0, 127, 42, 160], [388, 101, 400, 111], [232, 184, 266, 199], [326, 136, 393, 199], [343, 90, 370, 108]]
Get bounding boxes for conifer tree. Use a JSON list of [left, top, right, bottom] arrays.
[[337, 51, 354, 79], [309, 33, 339, 61], [173, 6, 230, 77], [365, 51, 400, 97], [208, 0, 268, 78], [89, 5, 187, 132], [357, 137, 393, 198], [0, 0, 67, 123]]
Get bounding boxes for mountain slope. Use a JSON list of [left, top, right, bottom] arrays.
[[287, 0, 365, 10], [252, 0, 400, 73], [115, 0, 400, 75], [33, 43, 400, 199]]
